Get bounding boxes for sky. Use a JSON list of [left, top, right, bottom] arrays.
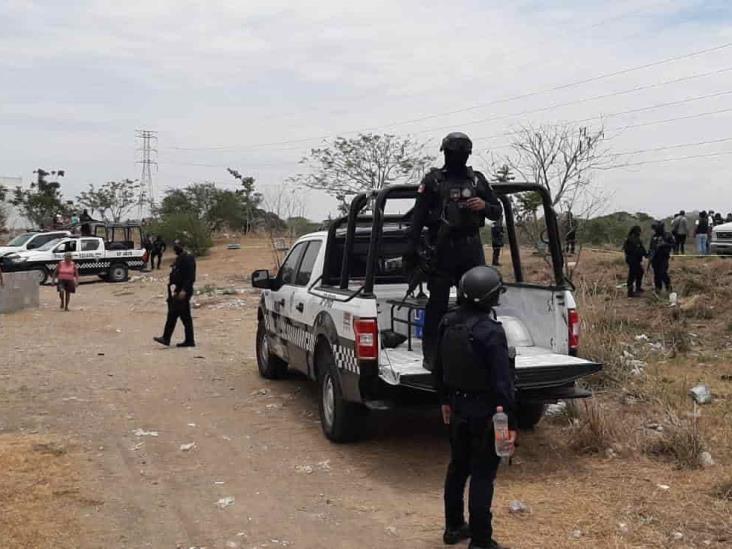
[[2, 0, 732, 226]]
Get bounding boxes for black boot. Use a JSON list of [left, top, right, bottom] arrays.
[[443, 523, 470, 545], [153, 336, 170, 346]]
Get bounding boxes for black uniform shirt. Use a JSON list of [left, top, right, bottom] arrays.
[[407, 167, 502, 249], [170, 253, 196, 295], [433, 306, 517, 429]]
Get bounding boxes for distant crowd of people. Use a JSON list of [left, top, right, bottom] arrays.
[[668, 209, 731, 255], [622, 209, 731, 297]]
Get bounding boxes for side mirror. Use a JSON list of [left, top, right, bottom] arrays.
[[251, 269, 273, 289]]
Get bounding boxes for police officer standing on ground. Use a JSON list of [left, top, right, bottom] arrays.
[[648, 221, 674, 295], [404, 132, 502, 369], [434, 266, 516, 549], [150, 235, 167, 270], [491, 219, 504, 267], [154, 240, 196, 347]]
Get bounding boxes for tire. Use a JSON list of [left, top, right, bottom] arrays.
[[108, 263, 128, 283], [517, 402, 547, 430], [255, 318, 287, 379], [98, 274, 108, 280], [316, 343, 367, 443], [31, 267, 48, 285]]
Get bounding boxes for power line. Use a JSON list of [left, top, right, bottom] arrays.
[[415, 65, 732, 135], [166, 40, 732, 152], [614, 136, 732, 157], [473, 92, 732, 142], [599, 149, 732, 170]]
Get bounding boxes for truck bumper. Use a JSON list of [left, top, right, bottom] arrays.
[[710, 242, 732, 254]]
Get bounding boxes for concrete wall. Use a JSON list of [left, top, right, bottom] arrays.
[[0, 271, 40, 314]]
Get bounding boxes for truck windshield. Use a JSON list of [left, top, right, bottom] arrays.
[[7, 233, 35, 246], [37, 238, 63, 251]]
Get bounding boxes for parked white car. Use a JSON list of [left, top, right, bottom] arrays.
[[0, 230, 71, 257]]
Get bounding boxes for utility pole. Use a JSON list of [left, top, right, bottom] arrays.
[[136, 129, 158, 219]]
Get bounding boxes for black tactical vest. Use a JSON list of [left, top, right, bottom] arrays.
[[427, 169, 484, 232], [441, 315, 492, 392]]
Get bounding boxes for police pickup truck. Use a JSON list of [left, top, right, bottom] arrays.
[[251, 183, 601, 442], [1, 235, 147, 284]]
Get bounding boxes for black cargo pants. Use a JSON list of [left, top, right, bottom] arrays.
[[444, 392, 501, 547], [423, 234, 485, 364], [163, 294, 195, 344]]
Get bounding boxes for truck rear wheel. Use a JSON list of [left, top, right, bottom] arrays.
[[108, 263, 128, 283], [256, 318, 287, 379], [517, 402, 546, 430], [316, 343, 366, 443]]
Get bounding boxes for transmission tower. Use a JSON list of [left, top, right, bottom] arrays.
[[136, 129, 158, 218]]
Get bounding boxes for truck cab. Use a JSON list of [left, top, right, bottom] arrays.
[[252, 183, 601, 442]]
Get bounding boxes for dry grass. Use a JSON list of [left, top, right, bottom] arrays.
[[0, 434, 82, 548], [645, 412, 707, 470], [568, 398, 618, 454]]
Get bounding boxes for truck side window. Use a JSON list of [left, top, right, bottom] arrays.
[[295, 241, 322, 286], [81, 239, 100, 251], [278, 243, 307, 286]]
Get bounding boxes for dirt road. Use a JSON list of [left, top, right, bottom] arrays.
[[1, 240, 730, 549]]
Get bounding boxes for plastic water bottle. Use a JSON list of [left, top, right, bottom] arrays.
[[414, 308, 425, 339], [493, 406, 512, 458]]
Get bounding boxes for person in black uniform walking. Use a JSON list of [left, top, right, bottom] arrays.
[[154, 240, 196, 347], [404, 132, 502, 369], [648, 221, 674, 294], [150, 236, 167, 270], [434, 266, 517, 549], [490, 220, 504, 267], [623, 226, 647, 297]]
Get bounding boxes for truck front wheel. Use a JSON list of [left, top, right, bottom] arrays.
[[517, 402, 546, 430], [316, 343, 366, 443], [256, 318, 287, 379]]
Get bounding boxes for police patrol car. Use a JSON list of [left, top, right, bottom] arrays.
[[1, 235, 147, 284], [251, 183, 601, 443]]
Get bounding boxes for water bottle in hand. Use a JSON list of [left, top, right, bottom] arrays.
[[493, 406, 512, 458]]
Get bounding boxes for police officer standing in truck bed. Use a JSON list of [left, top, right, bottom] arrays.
[[404, 132, 502, 369], [434, 265, 517, 549]]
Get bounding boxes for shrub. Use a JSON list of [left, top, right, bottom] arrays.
[[148, 213, 213, 256], [569, 399, 618, 454], [645, 413, 705, 470]]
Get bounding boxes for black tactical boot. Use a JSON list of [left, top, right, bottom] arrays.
[[443, 523, 470, 545]]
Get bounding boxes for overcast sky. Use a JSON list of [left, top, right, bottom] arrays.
[[2, 0, 732, 225]]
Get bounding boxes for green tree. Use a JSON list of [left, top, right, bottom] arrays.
[[0, 184, 7, 232], [148, 213, 213, 256], [290, 133, 434, 212], [10, 169, 68, 229], [77, 179, 144, 222]]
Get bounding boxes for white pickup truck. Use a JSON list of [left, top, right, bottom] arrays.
[[1, 235, 147, 284], [710, 222, 732, 254], [252, 183, 601, 442]]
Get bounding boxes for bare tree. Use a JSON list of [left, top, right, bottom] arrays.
[[290, 133, 434, 212], [490, 123, 611, 279], [261, 184, 307, 268], [501, 123, 609, 214], [77, 179, 144, 222]]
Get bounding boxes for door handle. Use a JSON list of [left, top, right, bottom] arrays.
[[296, 302, 304, 313]]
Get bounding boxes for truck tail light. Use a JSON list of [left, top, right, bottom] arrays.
[[353, 317, 378, 360], [143, 250, 149, 262], [568, 308, 580, 351]]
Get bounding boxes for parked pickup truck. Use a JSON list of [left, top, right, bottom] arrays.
[[251, 183, 601, 442], [0, 230, 72, 257], [1, 235, 147, 284], [710, 222, 732, 255]]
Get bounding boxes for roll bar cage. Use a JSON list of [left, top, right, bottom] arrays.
[[319, 183, 566, 298]]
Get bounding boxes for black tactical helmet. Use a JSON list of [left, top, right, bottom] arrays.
[[440, 132, 473, 154], [458, 265, 505, 309]]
